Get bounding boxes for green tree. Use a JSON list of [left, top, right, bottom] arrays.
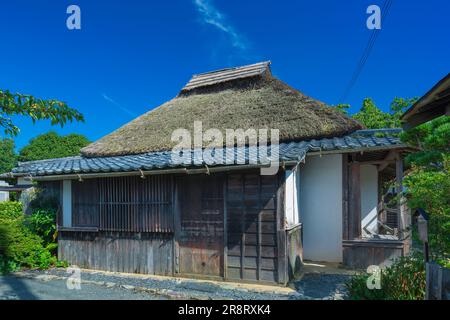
[[401, 116, 450, 264], [0, 89, 83, 136], [340, 97, 418, 129], [19, 132, 90, 162], [334, 104, 350, 115], [0, 138, 17, 174], [389, 97, 418, 128], [353, 98, 392, 129]]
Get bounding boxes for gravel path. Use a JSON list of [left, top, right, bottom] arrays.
[[0, 268, 351, 300]]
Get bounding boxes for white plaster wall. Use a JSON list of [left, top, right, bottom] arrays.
[[360, 165, 379, 236], [62, 180, 72, 228], [0, 180, 9, 202], [299, 154, 343, 262], [285, 169, 300, 226]]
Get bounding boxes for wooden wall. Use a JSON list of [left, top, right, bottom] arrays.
[[342, 239, 404, 269], [51, 170, 292, 285], [58, 231, 173, 275]]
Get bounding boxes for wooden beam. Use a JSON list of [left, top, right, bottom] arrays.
[[276, 171, 287, 285], [354, 160, 396, 166], [378, 150, 400, 172], [223, 175, 228, 280], [396, 156, 410, 243], [342, 154, 349, 240], [349, 160, 361, 239], [173, 177, 181, 274]]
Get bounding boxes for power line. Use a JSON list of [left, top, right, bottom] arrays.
[[339, 0, 393, 104]]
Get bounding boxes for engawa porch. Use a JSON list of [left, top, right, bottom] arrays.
[[341, 148, 412, 269]]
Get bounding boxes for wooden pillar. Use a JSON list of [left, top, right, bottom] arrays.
[[223, 176, 228, 280], [349, 158, 361, 239], [276, 170, 287, 285], [173, 177, 181, 274], [396, 154, 410, 243], [342, 154, 349, 240]]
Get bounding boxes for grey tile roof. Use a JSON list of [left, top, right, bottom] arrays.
[[9, 129, 403, 177], [182, 61, 271, 92]]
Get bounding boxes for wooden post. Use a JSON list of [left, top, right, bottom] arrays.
[[396, 154, 410, 242], [223, 176, 228, 280], [173, 177, 181, 274], [349, 158, 361, 239], [342, 154, 349, 240], [276, 170, 287, 285]]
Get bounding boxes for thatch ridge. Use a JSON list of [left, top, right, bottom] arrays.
[[82, 69, 362, 157]]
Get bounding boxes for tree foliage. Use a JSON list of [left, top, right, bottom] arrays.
[[401, 116, 450, 263], [0, 89, 84, 136], [353, 98, 393, 129], [348, 97, 418, 129], [18, 131, 90, 162], [0, 138, 17, 174]]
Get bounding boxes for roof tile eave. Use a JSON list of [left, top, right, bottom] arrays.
[[12, 130, 404, 177]]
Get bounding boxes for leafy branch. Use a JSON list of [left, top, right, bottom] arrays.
[[0, 90, 84, 136]]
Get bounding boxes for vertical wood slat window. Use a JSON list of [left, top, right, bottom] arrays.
[[71, 176, 173, 232]]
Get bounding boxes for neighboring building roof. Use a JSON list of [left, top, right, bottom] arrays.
[[401, 73, 450, 128], [81, 61, 363, 157], [7, 130, 404, 178]]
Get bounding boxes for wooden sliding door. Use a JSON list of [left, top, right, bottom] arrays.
[[177, 175, 225, 278], [226, 173, 279, 283]]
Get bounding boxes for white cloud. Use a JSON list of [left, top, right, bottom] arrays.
[[101, 93, 137, 118], [193, 0, 246, 49]]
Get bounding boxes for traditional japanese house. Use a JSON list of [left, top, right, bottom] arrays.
[[5, 62, 412, 284]]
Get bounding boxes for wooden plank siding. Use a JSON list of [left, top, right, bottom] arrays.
[[58, 231, 173, 275], [342, 239, 405, 269]]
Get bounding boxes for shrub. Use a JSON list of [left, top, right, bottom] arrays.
[[0, 201, 23, 220], [346, 253, 426, 300], [0, 201, 62, 273], [0, 217, 56, 272], [26, 208, 57, 246]]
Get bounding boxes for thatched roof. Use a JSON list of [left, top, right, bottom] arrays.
[[82, 62, 362, 157]]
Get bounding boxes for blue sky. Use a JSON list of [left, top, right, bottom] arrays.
[[1, 0, 449, 150]]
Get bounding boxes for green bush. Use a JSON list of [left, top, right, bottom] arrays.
[[0, 201, 62, 274], [346, 253, 426, 300], [0, 201, 23, 220], [26, 208, 57, 246]]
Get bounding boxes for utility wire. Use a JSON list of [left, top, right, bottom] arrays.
[[339, 0, 393, 104]]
